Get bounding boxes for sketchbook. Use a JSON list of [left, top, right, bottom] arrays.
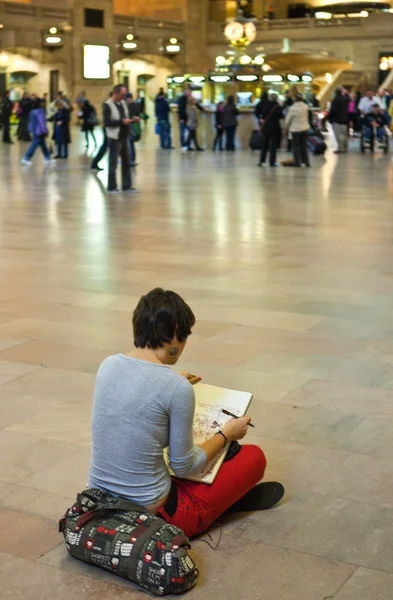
[[166, 382, 253, 485]]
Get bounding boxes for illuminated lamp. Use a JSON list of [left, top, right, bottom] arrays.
[[210, 75, 231, 83], [239, 54, 252, 65], [123, 41, 137, 50], [188, 75, 206, 84], [45, 36, 62, 44], [216, 55, 227, 66], [236, 74, 258, 82], [253, 55, 264, 65], [262, 74, 282, 82]]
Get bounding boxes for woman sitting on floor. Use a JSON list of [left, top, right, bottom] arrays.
[[88, 288, 284, 537]]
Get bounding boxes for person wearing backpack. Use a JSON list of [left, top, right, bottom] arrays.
[[21, 98, 53, 165]]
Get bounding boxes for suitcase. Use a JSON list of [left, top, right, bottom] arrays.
[[307, 135, 327, 155], [249, 129, 263, 151]]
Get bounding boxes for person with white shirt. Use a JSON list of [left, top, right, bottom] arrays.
[[285, 93, 310, 167], [358, 90, 382, 116]]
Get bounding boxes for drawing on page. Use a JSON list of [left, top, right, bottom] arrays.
[[192, 402, 242, 443]]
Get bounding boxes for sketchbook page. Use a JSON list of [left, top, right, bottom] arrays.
[[186, 384, 253, 484], [165, 383, 253, 485]]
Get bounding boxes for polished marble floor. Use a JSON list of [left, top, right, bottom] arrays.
[[1, 125, 393, 599]]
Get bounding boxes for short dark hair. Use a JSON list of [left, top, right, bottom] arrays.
[[113, 84, 125, 95], [133, 288, 195, 349]]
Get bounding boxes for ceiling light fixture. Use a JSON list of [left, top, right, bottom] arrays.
[[166, 44, 180, 53], [45, 35, 62, 44], [210, 75, 231, 83], [239, 54, 252, 65], [236, 74, 258, 82], [123, 41, 137, 50]]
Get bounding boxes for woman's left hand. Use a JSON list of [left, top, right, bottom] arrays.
[[179, 372, 202, 385]]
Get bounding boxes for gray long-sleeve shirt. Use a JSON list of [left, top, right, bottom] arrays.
[[88, 354, 207, 505]]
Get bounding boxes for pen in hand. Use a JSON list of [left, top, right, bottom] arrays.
[[221, 408, 255, 427]]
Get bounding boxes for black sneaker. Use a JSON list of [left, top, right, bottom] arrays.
[[227, 482, 285, 512]]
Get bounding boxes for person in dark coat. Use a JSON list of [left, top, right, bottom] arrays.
[[1, 90, 14, 144], [155, 91, 172, 149], [328, 87, 350, 154], [258, 93, 283, 167], [255, 92, 269, 123], [53, 100, 71, 158], [213, 101, 225, 151], [223, 95, 239, 151], [126, 92, 141, 166], [81, 100, 97, 149], [17, 92, 33, 141]]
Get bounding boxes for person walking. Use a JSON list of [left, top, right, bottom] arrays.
[[53, 99, 71, 158], [184, 96, 203, 151], [258, 93, 283, 166], [213, 101, 225, 151], [328, 87, 349, 154], [1, 91, 14, 144], [223, 95, 239, 151], [91, 92, 112, 171], [103, 84, 136, 193], [126, 92, 141, 166], [21, 98, 53, 165], [155, 90, 172, 149], [284, 93, 310, 167], [17, 92, 33, 141], [81, 99, 98, 149]]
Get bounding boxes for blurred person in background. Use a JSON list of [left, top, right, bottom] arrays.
[[223, 95, 239, 152], [184, 96, 203, 151], [53, 99, 71, 159], [285, 93, 310, 168], [21, 98, 53, 166], [17, 91, 33, 141], [81, 99, 98, 149], [328, 87, 349, 154], [212, 101, 225, 151], [1, 91, 14, 144], [155, 90, 172, 150], [126, 92, 141, 166], [258, 93, 283, 166]]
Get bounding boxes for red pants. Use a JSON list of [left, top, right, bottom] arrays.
[[158, 445, 266, 538]]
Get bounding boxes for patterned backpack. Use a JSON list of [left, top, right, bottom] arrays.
[[59, 488, 199, 596]]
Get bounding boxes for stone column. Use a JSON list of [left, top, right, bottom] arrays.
[[70, 0, 116, 107], [184, 0, 211, 73]]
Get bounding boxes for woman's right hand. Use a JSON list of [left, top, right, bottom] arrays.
[[222, 416, 251, 441]]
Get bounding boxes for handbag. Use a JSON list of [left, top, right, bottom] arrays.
[[87, 112, 99, 126], [59, 488, 199, 596], [130, 121, 141, 142]]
